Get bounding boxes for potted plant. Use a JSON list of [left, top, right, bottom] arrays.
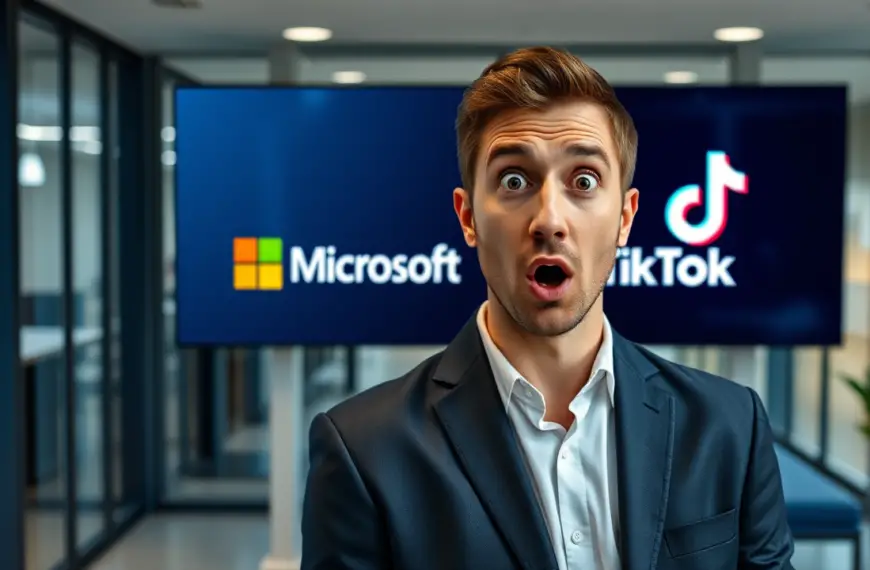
[[841, 368, 870, 437]]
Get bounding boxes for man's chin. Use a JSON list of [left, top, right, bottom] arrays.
[[517, 304, 585, 337]]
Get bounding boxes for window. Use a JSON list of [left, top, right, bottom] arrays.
[[70, 37, 105, 551], [19, 16, 68, 570]]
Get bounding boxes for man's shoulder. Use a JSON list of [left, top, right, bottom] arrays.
[[632, 344, 760, 418]]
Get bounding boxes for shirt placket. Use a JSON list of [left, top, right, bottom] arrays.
[[558, 393, 595, 568]]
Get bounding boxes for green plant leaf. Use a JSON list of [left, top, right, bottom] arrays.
[[840, 374, 870, 412], [861, 424, 870, 438]]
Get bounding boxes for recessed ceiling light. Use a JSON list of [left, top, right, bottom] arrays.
[[332, 71, 366, 84], [663, 70, 698, 84], [282, 27, 332, 42], [714, 26, 764, 43]]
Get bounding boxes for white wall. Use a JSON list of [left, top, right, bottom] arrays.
[[167, 54, 733, 87], [299, 55, 733, 85], [164, 57, 271, 84], [298, 55, 498, 84], [761, 57, 870, 105]]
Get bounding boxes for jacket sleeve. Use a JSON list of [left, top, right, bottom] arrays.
[[738, 387, 796, 569], [301, 412, 389, 570]]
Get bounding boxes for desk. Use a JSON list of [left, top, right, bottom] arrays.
[[21, 326, 102, 486]]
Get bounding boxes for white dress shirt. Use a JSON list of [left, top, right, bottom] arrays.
[[476, 302, 621, 570]]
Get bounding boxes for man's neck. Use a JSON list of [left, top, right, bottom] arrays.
[[484, 294, 605, 414]]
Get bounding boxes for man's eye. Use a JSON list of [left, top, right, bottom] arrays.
[[500, 172, 529, 191], [574, 173, 599, 192]]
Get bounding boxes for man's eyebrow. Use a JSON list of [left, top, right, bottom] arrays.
[[485, 142, 612, 170], [485, 143, 532, 165], [563, 143, 611, 170]]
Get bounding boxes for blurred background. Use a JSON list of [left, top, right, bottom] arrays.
[[2, 0, 870, 568]]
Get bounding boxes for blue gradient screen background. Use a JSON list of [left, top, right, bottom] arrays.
[[174, 85, 846, 347]]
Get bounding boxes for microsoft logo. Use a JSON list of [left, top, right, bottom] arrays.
[[233, 237, 283, 291]]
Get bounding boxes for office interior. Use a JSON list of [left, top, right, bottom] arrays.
[[0, 0, 869, 569]]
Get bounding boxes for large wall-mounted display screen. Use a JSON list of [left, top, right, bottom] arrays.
[[174, 85, 846, 346]]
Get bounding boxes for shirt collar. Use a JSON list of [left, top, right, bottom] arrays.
[[476, 301, 616, 409]]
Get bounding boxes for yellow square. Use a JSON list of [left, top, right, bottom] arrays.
[[258, 263, 283, 290], [234, 264, 257, 290]]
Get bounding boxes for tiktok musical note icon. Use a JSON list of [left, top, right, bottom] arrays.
[[665, 151, 748, 247]]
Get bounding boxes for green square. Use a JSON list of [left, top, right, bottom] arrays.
[[258, 237, 283, 263]]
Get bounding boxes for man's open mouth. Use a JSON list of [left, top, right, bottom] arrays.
[[533, 264, 569, 288]]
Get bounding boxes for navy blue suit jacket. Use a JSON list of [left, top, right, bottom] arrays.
[[301, 315, 795, 569]]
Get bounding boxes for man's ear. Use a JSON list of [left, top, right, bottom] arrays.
[[617, 188, 639, 247], [453, 187, 477, 247]]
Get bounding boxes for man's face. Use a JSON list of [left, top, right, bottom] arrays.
[[453, 100, 639, 337]]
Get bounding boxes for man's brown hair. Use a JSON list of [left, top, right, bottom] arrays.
[[456, 46, 638, 194]]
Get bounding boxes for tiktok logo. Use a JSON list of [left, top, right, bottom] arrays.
[[609, 150, 747, 287], [665, 151, 748, 246]]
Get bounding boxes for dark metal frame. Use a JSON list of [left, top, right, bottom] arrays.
[[139, 55, 163, 513], [819, 348, 832, 467], [98, 39, 114, 541], [58, 24, 77, 562], [0, 0, 25, 569]]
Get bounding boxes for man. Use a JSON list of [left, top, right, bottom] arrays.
[[301, 47, 795, 570]]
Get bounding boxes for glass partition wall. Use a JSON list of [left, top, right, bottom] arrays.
[[12, 2, 148, 568]]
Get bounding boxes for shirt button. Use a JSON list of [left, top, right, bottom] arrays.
[[560, 450, 568, 460], [570, 530, 583, 544]]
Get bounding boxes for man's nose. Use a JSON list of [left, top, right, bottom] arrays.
[[529, 178, 568, 241]]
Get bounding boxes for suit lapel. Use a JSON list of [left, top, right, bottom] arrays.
[[612, 335, 675, 570], [433, 316, 558, 570]]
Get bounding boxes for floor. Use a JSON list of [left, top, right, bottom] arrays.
[[81, 513, 865, 570], [88, 515, 268, 570], [26, 511, 103, 570]]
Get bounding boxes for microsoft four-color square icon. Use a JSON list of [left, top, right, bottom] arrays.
[[233, 237, 283, 290]]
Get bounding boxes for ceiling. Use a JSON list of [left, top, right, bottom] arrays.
[[16, 0, 870, 129], [36, 0, 870, 53]]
